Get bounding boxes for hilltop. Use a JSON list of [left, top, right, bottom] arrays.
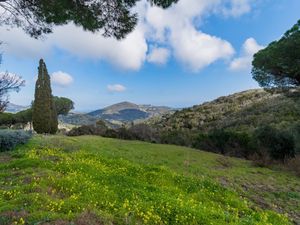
[[59, 102, 174, 126]]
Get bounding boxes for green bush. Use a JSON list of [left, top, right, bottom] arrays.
[[67, 120, 108, 137], [161, 130, 195, 147], [192, 130, 255, 158], [0, 129, 32, 151], [255, 126, 295, 161]]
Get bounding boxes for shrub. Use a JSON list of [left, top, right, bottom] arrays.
[[192, 130, 254, 158], [290, 122, 300, 154], [128, 124, 160, 143], [255, 126, 295, 161], [286, 156, 300, 176], [67, 121, 108, 137], [0, 129, 32, 151], [161, 130, 195, 147]]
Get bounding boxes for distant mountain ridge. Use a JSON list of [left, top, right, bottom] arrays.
[[4, 103, 30, 113], [60, 101, 174, 126]]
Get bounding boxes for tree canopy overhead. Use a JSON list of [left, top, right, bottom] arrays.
[[0, 0, 178, 39], [252, 20, 300, 88]]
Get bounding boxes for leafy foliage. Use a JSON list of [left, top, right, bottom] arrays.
[[255, 126, 295, 161], [0, 0, 178, 39], [252, 20, 300, 88], [0, 109, 32, 129], [53, 96, 74, 116], [0, 112, 14, 127], [0, 129, 32, 151], [67, 120, 108, 136], [32, 59, 57, 134]]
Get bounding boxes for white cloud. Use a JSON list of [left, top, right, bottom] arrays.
[[145, 0, 235, 71], [221, 0, 252, 17], [0, 27, 51, 58], [51, 71, 74, 87], [147, 47, 170, 65], [0, 0, 256, 72], [230, 38, 264, 71], [107, 84, 126, 92], [49, 23, 148, 71], [170, 26, 234, 71]]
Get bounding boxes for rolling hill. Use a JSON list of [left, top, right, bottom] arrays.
[[60, 102, 174, 126], [0, 135, 299, 224], [150, 88, 300, 133]]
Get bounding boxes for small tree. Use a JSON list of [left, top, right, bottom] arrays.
[[53, 96, 74, 116], [252, 20, 300, 88], [32, 59, 57, 134]]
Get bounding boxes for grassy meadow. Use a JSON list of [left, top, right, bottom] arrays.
[[0, 135, 299, 224]]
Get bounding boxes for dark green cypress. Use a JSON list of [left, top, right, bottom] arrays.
[[32, 59, 58, 134]]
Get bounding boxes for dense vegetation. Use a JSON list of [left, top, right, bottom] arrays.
[[1, 135, 299, 224], [0, 130, 32, 151], [150, 89, 300, 133], [0, 109, 32, 129], [68, 89, 300, 164]]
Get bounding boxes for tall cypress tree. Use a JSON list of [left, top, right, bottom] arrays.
[[32, 59, 58, 134]]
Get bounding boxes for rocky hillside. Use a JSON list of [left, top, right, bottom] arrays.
[[150, 89, 300, 132]]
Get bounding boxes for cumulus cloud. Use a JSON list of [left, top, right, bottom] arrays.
[[145, 0, 235, 71], [147, 47, 170, 65], [170, 26, 234, 71], [0, 0, 256, 72], [107, 84, 127, 92], [230, 38, 264, 71], [51, 71, 74, 87]]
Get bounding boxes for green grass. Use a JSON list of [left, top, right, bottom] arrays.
[[0, 135, 299, 224]]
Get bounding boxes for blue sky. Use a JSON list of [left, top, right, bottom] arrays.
[[0, 0, 299, 112]]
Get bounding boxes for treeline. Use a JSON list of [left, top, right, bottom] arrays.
[[0, 109, 32, 129], [67, 121, 300, 164], [0, 96, 74, 130]]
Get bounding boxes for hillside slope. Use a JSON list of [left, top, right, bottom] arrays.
[[151, 89, 300, 132], [1, 135, 299, 224]]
